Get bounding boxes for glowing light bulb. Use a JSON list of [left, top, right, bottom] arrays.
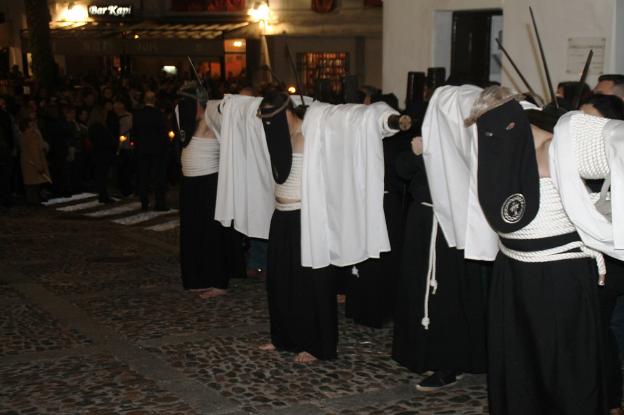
[[61, 4, 89, 22], [119, 135, 128, 143], [287, 86, 296, 94], [133, 34, 140, 39], [168, 131, 175, 141], [233, 40, 243, 48], [247, 2, 271, 23]]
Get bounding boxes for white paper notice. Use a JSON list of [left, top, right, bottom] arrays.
[[566, 37, 605, 75]]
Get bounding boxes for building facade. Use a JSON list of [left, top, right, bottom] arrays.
[[383, 0, 624, 106], [0, 0, 383, 92]]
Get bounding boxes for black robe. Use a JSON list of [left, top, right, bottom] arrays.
[[391, 150, 487, 374], [179, 172, 246, 290], [345, 130, 411, 328], [266, 209, 338, 360]]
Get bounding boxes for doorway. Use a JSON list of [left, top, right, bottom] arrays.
[[449, 9, 502, 85]]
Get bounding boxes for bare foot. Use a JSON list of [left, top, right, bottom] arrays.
[[199, 288, 227, 299], [188, 288, 211, 292], [294, 351, 317, 363], [258, 343, 276, 351], [336, 294, 346, 305]]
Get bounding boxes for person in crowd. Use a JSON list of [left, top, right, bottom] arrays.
[[257, 91, 338, 363], [62, 105, 84, 193], [19, 116, 50, 205], [580, 93, 624, 415], [0, 96, 15, 208], [44, 103, 71, 197], [177, 83, 244, 298], [556, 81, 591, 109], [594, 74, 624, 99], [133, 91, 169, 211], [77, 107, 94, 185], [581, 93, 624, 120], [392, 84, 489, 392], [466, 86, 607, 414], [89, 106, 117, 203], [392, 136, 487, 391], [113, 99, 135, 197]]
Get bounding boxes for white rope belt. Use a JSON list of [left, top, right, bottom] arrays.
[[275, 201, 301, 212], [421, 202, 438, 330], [499, 240, 607, 279]]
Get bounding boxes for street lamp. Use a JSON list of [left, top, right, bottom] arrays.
[[247, 1, 274, 33], [247, 1, 276, 82], [53, 2, 90, 28]]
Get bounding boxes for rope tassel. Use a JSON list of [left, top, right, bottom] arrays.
[[421, 203, 438, 330]]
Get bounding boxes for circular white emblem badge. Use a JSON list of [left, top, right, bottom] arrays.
[[501, 193, 526, 224]]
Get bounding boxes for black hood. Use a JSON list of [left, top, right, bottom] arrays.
[[524, 103, 568, 133], [477, 100, 540, 233], [258, 92, 293, 184]]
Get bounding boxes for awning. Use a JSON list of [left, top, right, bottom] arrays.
[[36, 20, 250, 40]]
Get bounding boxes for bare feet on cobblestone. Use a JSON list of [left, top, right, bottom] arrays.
[[199, 288, 227, 299], [188, 288, 210, 292], [258, 343, 276, 351], [294, 351, 317, 363]]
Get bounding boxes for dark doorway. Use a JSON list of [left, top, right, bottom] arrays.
[[449, 9, 502, 86]]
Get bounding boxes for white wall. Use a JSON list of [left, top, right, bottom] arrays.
[[502, 0, 616, 101], [432, 10, 452, 77], [383, 0, 619, 105], [616, 0, 624, 74], [364, 36, 382, 87]]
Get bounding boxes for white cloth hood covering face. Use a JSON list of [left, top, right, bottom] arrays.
[[421, 85, 499, 261], [301, 101, 399, 268], [213, 94, 275, 238], [209, 94, 315, 238], [550, 111, 624, 260]]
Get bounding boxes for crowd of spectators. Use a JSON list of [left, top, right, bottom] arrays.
[[0, 66, 253, 209]]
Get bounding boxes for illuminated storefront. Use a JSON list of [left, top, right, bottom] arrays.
[[9, 0, 382, 90]]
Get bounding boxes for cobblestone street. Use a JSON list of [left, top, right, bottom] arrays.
[[0, 195, 488, 414]]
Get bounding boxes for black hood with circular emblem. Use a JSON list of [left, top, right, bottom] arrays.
[[476, 99, 540, 233]]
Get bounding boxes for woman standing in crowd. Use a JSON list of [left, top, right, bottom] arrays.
[[88, 106, 117, 203], [19, 116, 50, 205]]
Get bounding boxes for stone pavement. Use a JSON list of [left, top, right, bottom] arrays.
[[0, 198, 488, 415]]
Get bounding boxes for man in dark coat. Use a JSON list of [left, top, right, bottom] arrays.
[[133, 91, 169, 210], [0, 97, 15, 207]]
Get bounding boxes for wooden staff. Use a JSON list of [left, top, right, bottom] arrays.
[[529, 6, 558, 108]]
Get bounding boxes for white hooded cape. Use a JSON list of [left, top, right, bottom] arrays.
[[212, 94, 275, 238], [550, 111, 624, 260], [300, 101, 399, 268], [421, 85, 499, 261], [210, 95, 398, 268]]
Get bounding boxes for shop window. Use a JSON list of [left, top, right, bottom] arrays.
[[297, 52, 348, 95], [170, 0, 247, 12], [225, 53, 246, 80]]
